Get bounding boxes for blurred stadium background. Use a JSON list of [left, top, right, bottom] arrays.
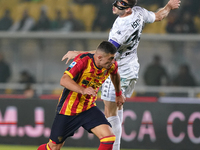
[[0, 0, 200, 150]]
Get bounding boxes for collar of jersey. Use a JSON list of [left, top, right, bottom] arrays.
[[118, 9, 134, 19], [92, 55, 102, 70]]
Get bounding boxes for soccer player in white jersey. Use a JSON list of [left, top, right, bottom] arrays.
[[62, 0, 181, 149]]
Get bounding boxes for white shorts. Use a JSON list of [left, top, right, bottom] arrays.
[[101, 77, 137, 102]]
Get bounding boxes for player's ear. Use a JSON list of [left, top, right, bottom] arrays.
[[98, 55, 103, 61], [125, 7, 132, 13]]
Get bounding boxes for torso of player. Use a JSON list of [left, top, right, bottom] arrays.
[[109, 6, 155, 79], [57, 53, 118, 116]]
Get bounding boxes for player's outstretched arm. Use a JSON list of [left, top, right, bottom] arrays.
[[154, 0, 181, 22], [61, 50, 96, 64]]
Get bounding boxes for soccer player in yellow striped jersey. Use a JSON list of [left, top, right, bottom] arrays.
[[37, 41, 125, 150], [57, 52, 118, 116]]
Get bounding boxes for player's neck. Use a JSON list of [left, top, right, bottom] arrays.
[[119, 11, 132, 18], [93, 55, 102, 69]]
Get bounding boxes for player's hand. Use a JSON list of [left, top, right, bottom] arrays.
[[83, 87, 97, 97], [168, 0, 181, 10], [116, 94, 125, 107], [61, 51, 78, 64]]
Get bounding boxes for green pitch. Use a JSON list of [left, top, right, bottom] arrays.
[[0, 144, 153, 150]]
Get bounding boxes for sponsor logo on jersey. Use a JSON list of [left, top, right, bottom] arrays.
[[117, 30, 121, 35], [69, 61, 77, 68]]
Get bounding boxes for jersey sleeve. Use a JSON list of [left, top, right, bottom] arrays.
[[108, 25, 127, 47], [64, 53, 88, 79], [109, 23, 138, 47], [108, 18, 123, 48], [134, 6, 155, 23]]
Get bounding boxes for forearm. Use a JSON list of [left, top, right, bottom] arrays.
[[154, 0, 181, 22], [110, 72, 121, 92], [111, 72, 125, 106], [60, 74, 84, 94], [154, 4, 171, 22]]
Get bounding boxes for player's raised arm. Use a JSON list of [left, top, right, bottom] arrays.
[[154, 0, 181, 22], [61, 50, 96, 64]]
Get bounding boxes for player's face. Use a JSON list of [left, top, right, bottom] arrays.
[[100, 53, 115, 69], [112, 0, 130, 15]]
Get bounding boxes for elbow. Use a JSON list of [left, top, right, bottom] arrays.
[[155, 12, 165, 22], [155, 16, 164, 22], [60, 78, 64, 86], [60, 76, 65, 87], [156, 18, 163, 22]]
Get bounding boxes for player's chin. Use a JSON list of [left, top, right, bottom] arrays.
[[112, 9, 117, 14], [105, 65, 112, 69]]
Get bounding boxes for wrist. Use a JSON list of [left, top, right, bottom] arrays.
[[166, 2, 172, 10], [79, 87, 85, 95], [115, 90, 122, 97], [74, 50, 78, 54]]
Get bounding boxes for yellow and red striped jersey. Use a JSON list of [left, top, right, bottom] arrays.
[[57, 53, 118, 116]]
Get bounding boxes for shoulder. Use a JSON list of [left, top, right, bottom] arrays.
[[133, 5, 155, 14], [132, 6, 143, 11], [73, 52, 94, 66], [75, 52, 93, 61], [79, 52, 93, 59], [132, 6, 147, 12], [133, 6, 155, 23], [67, 53, 93, 72]]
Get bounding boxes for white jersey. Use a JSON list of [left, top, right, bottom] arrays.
[[109, 6, 155, 79]]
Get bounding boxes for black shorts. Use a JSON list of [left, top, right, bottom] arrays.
[[49, 106, 111, 144]]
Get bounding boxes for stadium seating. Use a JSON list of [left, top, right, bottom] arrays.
[[0, 0, 199, 33]]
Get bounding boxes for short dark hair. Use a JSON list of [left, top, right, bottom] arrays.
[[127, 0, 137, 8], [97, 41, 117, 54]]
